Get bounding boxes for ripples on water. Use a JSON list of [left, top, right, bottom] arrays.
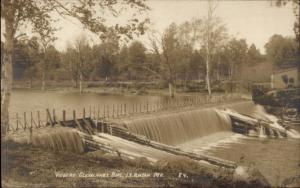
[[181, 134, 300, 187]]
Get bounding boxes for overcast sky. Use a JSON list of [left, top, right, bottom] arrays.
[[53, 0, 295, 54], [2, 0, 295, 54]]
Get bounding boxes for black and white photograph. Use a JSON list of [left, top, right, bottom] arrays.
[[1, 0, 300, 187]]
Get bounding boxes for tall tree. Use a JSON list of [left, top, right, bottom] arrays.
[[127, 41, 146, 80], [1, 0, 149, 136], [161, 23, 180, 97], [73, 34, 91, 93], [198, 0, 227, 96], [145, 24, 181, 97], [38, 35, 57, 90], [246, 44, 263, 65], [225, 38, 248, 79]]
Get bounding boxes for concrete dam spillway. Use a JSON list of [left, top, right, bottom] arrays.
[[123, 101, 266, 146]]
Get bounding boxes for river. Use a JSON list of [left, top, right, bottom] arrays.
[[9, 90, 300, 186]]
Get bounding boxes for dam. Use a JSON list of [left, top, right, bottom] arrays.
[[114, 101, 297, 146], [5, 97, 300, 186]]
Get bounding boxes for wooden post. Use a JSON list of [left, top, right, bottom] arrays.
[[46, 109, 54, 126], [146, 100, 149, 112], [16, 113, 19, 130], [120, 104, 123, 116], [117, 104, 119, 117], [89, 106, 92, 118], [93, 106, 96, 119], [97, 105, 100, 120], [134, 103, 136, 114], [53, 109, 56, 123], [140, 103, 142, 113], [103, 105, 106, 119], [37, 111, 41, 127], [30, 111, 33, 128], [73, 110, 76, 120], [109, 125, 112, 135], [113, 104, 115, 118], [24, 112, 27, 130], [63, 110, 66, 122], [83, 108, 86, 119], [46, 110, 49, 126], [107, 105, 110, 119], [124, 103, 127, 116]]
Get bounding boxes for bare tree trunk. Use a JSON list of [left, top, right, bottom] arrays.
[[41, 70, 45, 90], [69, 60, 75, 87], [168, 82, 175, 98], [206, 46, 211, 96], [1, 9, 14, 136], [217, 60, 220, 81], [79, 72, 83, 93]]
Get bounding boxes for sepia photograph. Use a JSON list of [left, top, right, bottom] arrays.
[[1, 0, 299, 187]]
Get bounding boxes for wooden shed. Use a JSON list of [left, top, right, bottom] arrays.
[[271, 67, 299, 89]]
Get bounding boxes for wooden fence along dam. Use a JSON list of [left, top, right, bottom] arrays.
[[5, 94, 300, 172]]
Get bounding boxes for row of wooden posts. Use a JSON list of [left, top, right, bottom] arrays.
[[7, 94, 242, 132]]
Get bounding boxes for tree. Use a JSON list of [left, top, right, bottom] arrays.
[[127, 41, 146, 80], [246, 44, 263, 65], [116, 45, 130, 80], [272, 0, 299, 49], [1, 0, 149, 136], [73, 34, 91, 93], [225, 38, 248, 79], [197, 0, 228, 96], [176, 21, 196, 89], [88, 30, 120, 81], [61, 44, 79, 87], [144, 24, 181, 97], [264, 34, 298, 67], [38, 35, 57, 90], [160, 23, 181, 97]]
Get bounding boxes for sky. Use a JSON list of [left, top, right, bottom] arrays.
[[1, 0, 296, 54]]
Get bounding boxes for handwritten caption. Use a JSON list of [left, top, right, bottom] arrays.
[[55, 171, 189, 179]]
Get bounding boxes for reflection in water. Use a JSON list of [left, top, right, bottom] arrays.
[[10, 90, 162, 118]]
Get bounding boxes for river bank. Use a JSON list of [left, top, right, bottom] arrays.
[[12, 80, 243, 97]]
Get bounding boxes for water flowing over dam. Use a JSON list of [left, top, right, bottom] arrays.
[[124, 101, 258, 145], [7, 127, 85, 153]]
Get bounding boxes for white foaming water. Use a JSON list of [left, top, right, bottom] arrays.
[[258, 126, 267, 138], [178, 132, 247, 153], [253, 105, 300, 139]]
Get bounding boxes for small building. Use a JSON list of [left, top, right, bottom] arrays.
[[271, 67, 300, 89]]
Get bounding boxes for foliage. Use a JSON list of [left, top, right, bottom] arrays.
[[264, 34, 298, 67]]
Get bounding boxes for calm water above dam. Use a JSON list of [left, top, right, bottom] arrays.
[[10, 90, 162, 115]]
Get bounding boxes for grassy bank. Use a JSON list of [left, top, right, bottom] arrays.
[[13, 80, 248, 97], [1, 141, 269, 188]]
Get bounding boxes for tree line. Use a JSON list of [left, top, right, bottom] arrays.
[[9, 22, 298, 96]]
